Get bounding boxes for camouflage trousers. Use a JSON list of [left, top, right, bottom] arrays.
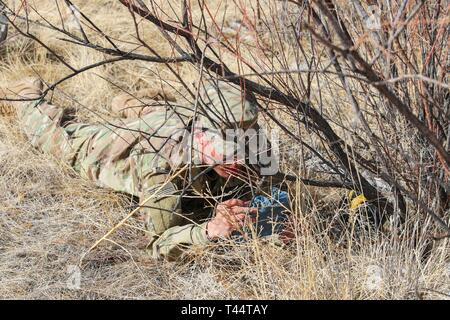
[[17, 87, 177, 161]]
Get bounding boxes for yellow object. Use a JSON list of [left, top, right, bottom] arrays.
[[348, 190, 367, 210]]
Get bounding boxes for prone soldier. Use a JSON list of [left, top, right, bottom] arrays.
[[1, 77, 285, 261]]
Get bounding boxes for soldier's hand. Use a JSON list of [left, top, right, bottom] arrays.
[[206, 199, 257, 241]]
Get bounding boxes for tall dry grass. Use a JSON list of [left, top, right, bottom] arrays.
[[0, 0, 449, 299]]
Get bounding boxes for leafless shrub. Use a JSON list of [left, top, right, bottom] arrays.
[[0, 0, 448, 299]]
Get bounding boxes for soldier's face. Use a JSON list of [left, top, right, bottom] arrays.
[[213, 163, 241, 178]]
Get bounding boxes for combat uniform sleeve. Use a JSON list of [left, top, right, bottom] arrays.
[[139, 176, 213, 261], [149, 220, 211, 261]]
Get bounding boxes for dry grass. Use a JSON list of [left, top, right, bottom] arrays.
[[0, 0, 449, 300]]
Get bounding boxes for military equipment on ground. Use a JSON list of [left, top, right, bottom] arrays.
[[232, 187, 290, 240]]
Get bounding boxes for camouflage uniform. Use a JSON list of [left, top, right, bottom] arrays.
[[2, 78, 259, 261]]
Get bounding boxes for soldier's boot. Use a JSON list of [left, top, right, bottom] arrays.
[[0, 77, 43, 116], [110, 87, 177, 119]]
